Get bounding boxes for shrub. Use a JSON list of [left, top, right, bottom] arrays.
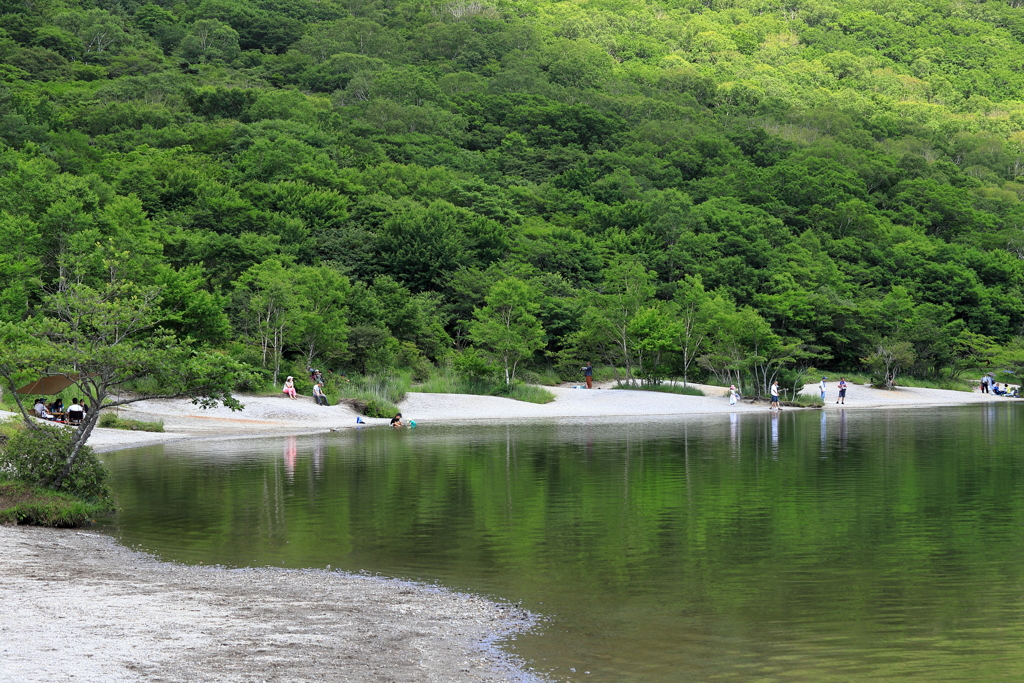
[[0, 481, 110, 527], [612, 383, 705, 396], [507, 383, 556, 404], [98, 413, 165, 432], [0, 421, 112, 502], [363, 397, 399, 418]]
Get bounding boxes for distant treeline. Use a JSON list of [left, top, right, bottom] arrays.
[[4, 0, 1024, 394]]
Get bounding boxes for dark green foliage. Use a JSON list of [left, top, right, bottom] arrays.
[[1, 0, 1024, 388], [0, 480, 112, 527], [0, 423, 111, 502]]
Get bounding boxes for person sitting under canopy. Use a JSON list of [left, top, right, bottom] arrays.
[[33, 398, 53, 420], [67, 398, 84, 425]]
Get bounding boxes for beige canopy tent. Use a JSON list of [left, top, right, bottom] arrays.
[[15, 374, 85, 395]]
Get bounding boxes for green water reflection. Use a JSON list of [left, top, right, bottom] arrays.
[[99, 406, 1024, 682]]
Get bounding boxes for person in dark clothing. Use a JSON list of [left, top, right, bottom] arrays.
[[583, 362, 593, 389], [390, 413, 404, 427]]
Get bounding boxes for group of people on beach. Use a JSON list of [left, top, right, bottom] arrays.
[[282, 369, 330, 406], [32, 397, 87, 424], [767, 377, 848, 410], [979, 375, 1019, 397]]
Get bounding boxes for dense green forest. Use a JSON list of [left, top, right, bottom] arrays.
[[5, 0, 1024, 396]]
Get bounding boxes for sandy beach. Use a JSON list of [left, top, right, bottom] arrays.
[[2, 381, 1015, 682], [65, 380, 1015, 452]]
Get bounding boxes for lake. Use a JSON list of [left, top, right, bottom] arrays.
[[98, 405, 1024, 682]]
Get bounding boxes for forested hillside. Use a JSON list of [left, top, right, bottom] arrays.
[[4, 0, 1024, 394]]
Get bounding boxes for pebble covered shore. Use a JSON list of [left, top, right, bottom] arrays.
[[0, 526, 541, 683]]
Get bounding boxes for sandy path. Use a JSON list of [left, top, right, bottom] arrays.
[[0, 526, 538, 683]]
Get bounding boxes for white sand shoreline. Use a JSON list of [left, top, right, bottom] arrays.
[[58, 380, 1021, 453]]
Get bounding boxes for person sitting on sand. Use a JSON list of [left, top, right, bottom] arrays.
[[283, 376, 297, 399], [390, 413, 404, 427], [993, 383, 1005, 396], [312, 382, 328, 406]]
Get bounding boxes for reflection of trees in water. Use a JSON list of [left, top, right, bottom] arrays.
[[105, 407, 1024, 681]]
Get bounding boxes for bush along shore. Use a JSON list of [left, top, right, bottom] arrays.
[[0, 419, 116, 528], [0, 480, 111, 527]]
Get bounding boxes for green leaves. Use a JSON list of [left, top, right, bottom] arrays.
[[470, 278, 545, 386]]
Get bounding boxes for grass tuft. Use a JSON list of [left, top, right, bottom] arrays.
[[791, 394, 824, 407], [327, 373, 409, 418], [611, 383, 705, 396], [98, 413, 165, 432], [0, 480, 114, 527], [506, 383, 556, 404], [411, 368, 555, 403]]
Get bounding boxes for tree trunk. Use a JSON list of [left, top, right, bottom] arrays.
[[50, 395, 104, 491]]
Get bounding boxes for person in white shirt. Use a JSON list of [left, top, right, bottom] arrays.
[[819, 377, 827, 401], [67, 398, 84, 424], [770, 381, 781, 410], [312, 382, 328, 406]]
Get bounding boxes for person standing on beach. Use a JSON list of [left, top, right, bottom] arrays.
[[819, 377, 827, 401], [770, 380, 781, 410], [837, 377, 847, 404], [980, 375, 989, 393], [729, 384, 738, 406], [583, 362, 593, 389]]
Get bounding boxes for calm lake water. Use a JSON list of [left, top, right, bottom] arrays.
[[98, 405, 1024, 682]]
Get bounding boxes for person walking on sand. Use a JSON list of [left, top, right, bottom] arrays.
[[283, 376, 297, 400], [770, 380, 782, 410], [837, 377, 847, 404], [583, 361, 593, 389], [819, 376, 827, 401]]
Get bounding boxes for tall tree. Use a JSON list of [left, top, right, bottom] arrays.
[[470, 278, 545, 387], [2, 278, 247, 491]]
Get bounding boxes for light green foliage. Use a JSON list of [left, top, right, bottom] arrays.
[[4, 0, 1024, 394], [98, 413, 165, 432], [864, 340, 917, 389], [470, 278, 545, 387]]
